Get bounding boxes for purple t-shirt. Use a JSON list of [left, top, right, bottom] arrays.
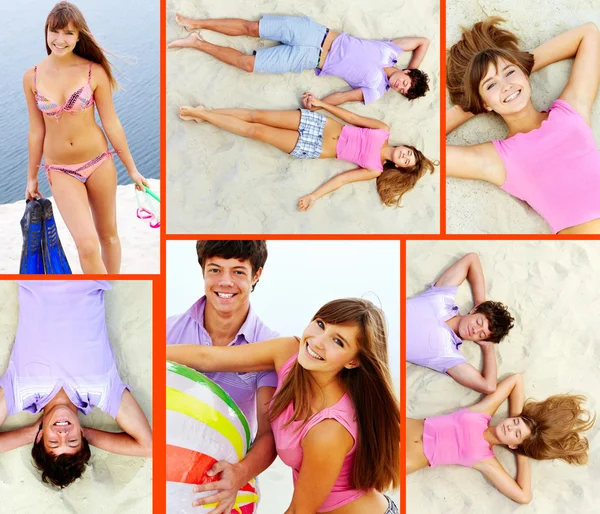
[[0, 281, 128, 418], [406, 285, 466, 374], [166, 297, 278, 438], [316, 33, 403, 104]]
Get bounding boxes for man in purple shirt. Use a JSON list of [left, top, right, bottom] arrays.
[[167, 240, 278, 513], [168, 14, 430, 105], [406, 253, 515, 393], [0, 281, 152, 488]]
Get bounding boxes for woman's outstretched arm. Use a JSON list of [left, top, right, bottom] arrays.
[[22, 68, 45, 200], [475, 455, 532, 504], [83, 390, 152, 457], [446, 143, 504, 185], [470, 373, 524, 417], [298, 168, 380, 211], [532, 23, 600, 121], [166, 336, 299, 374], [93, 64, 150, 190], [446, 105, 475, 135], [302, 93, 390, 130]]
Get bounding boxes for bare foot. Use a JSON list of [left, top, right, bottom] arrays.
[[174, 13, 201, 32], [179, 105, 207, 122], [298, 195, 316, 212], [168, 32, 204, 49]]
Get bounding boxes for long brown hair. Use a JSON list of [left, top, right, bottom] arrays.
[[269, 299, 400, 492], [377, 145, 436, 207], [45, 1, 117, 88], [513, 394, 595, 464], [447, 17, 534, 114]]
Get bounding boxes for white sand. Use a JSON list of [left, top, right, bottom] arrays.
[[0, 280, 153, 513], [166, 0, 440, 234], [446, 0, 600, 234], [406, 241, 600, 513], [0, 180, 160, 274]]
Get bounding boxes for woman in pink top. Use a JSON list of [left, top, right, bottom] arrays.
[[407, 374, 594, 503], [178, 95, 435, 211], [447, 18, 600, 234], [168, 298, 400, 514], [24, 2, 149, 273]]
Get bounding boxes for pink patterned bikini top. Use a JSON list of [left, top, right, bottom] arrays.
[[34, 61, 95, 120]]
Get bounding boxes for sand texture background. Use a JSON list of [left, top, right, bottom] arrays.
[[0, 181, 160, 274], [446, 0, 600, 234], [0, 281, 153, 514], [406, 241, 600, 513], [166, 0, 440, 234]]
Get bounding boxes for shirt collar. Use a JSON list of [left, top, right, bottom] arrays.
[[189, 296, 258, 345]]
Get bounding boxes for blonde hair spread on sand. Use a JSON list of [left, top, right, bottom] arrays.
[[447, 17, 534, 114], [45, 1, 117, 89], [377, 145, 437, 207], [514, 394, 596, 464]]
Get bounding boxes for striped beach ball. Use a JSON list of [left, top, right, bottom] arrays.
[[167, 361, 259, 513]]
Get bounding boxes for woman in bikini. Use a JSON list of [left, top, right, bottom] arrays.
[[178, 94, 435, 211], [407, 374, 594, 503], [24, 1, 149, 273], [446, 18, 600, 234], [0, 281, 152, 488], [167, 298, 400, 514]]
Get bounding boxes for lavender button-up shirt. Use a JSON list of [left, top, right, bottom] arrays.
[[167, 296, 278, 438]]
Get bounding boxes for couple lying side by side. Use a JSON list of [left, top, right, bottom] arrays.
[[407, 253, 595, 503], [167, 240, 399, 514]]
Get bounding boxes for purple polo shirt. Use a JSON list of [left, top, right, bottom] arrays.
[[406, 284, 466, 374], [316, 33, 403, 104], [0, 281, 129, 418], [166, 296, 278, 439]]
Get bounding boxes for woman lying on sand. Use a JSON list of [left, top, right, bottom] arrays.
[[0, 281, 152, 487], [407, 374, 594, 503], [179, 94, 435, 211], [447, 18, 600, 234], [168, 298, 400, 514]]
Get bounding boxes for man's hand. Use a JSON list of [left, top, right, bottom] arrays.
[[193, 461, 246, 513], [302, 92, 324, 110], [474, 340, 495, 350]]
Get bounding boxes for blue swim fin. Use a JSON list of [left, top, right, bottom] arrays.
[[39, 198, 72, 274], [19, 200, 44, 274]]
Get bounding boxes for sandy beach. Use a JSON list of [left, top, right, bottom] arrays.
[[166, 0, 440, 234], [0, 180, 160, 275], [446, 0, 600, 234], [0, 280, 153, 514], [406, 241, 600, 513]]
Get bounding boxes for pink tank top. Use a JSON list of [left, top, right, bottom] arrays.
[[336, 125, 390, 171], [423, 408, 495, 468], [492, 99, 600, 233], [271, 354, 364, 512]]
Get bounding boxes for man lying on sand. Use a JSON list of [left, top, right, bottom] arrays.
[[168, 14, 430, 105], [167, 240, 278, 512], [406, 253, 514, 393], [0, 281, 152, 488]]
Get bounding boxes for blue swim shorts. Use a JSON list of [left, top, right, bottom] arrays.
[[254, 15, 327, 74], [289, 109, 327, 159]]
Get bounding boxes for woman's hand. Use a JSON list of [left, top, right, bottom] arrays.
[[298, 194, 316, 212], [128, 168, 150, 191], [25, 178, 42, 201], [302, 92, 324, 110]]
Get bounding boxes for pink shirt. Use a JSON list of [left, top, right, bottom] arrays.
[[493, 99, 600, 233], [336, 126, 390, 171], [423, 408, 495, 468], [271, 354, 364, 512]]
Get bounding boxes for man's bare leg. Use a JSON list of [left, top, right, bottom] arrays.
[[167, 33, 255, 72], [174, 14, 259, 37]]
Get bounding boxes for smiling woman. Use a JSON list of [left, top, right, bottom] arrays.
[[446, 17, 600, 234]]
